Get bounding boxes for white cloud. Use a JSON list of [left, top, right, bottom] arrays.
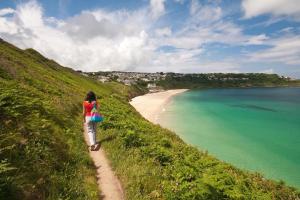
[[0, 8, 15, 16], [2, 0, 297, 75], [163, 36, 203, 49], [0, 0, 153, 72], [0, 0, 246, 73], [155, 27, 172, 37], [242, 0, 300, 20], [135, 50, 239, 73], [159, 16, 247, 50], [246, 34, 269, 45], [249, 35, 300, 65], [156, 0, 250, 50], [190, 0, 199, 15], [61, 11, 136, 40], [17, 0, 44, 29], [150, 0, 166, 19], [279, 27, 294, 33], [190, 0, 222, 22]]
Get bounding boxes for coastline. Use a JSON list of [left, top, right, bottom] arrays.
[[129, 89, 188, 124]]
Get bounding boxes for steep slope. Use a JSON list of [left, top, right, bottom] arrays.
[[0, 38, 126, 199], [0, 38, 299, 199]]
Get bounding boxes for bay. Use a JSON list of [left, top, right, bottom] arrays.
[[158, 87, 300, 188]]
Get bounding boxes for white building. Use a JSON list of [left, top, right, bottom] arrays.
[[97, 76, 109, 83], [147, 83, 156, 88], [124, 79, 135, 86]]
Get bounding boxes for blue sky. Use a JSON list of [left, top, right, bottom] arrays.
[[0, 0, 300, 77]]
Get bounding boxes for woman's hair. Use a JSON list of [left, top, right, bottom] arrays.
[[85, 91, 97, 103]]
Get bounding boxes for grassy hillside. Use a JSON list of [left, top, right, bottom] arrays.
[[0, 38, 299, 199]]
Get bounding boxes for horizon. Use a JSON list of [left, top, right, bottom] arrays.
[[83, 69, 299, 80], [0, 0, 300, 78]]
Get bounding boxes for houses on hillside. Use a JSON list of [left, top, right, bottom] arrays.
[[79, 71, 293, 87], [82, 71, 167, 86]]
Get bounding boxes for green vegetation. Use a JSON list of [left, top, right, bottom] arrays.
[[0, 38, 299, 199], [157, 73, 300, 89]]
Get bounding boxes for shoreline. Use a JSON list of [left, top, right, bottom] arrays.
[[129, 89, 188, 124]]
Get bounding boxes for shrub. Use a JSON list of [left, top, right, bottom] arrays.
[[160, 138, 172, 148], [122, 130, 144, 148]]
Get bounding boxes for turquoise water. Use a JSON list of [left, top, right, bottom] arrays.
[[158, 88, 300, 188]]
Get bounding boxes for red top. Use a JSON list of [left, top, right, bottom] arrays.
[[83, 101, 98, 116]]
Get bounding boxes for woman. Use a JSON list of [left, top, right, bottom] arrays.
[[83, 91, 98, 151]]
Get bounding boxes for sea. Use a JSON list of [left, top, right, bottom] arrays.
[[158, 87, 300, 188]]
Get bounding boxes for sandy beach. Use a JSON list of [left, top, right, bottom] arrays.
[[129, 89, 188, 124]]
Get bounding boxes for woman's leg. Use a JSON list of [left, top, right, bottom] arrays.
[[92, 122, 97, 144], [87, 121, 96, 146]]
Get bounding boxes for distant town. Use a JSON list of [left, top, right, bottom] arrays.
[[77, 70, 295, 92], [78, 71, 167, 92]]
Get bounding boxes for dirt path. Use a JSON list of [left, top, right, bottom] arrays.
[[84, 125, 125, 200]]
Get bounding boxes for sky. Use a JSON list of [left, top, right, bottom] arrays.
[[0, 0, 300, 77]]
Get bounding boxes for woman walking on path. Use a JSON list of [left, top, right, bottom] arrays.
[[83, 91, 99, 151]]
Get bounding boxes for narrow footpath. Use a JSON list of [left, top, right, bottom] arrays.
[[84, 126, 125, 200]]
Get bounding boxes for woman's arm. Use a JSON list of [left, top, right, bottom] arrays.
[[82, 103, 86, 123]]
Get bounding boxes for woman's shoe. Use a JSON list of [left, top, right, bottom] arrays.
[[90, 145, 95, 151]]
